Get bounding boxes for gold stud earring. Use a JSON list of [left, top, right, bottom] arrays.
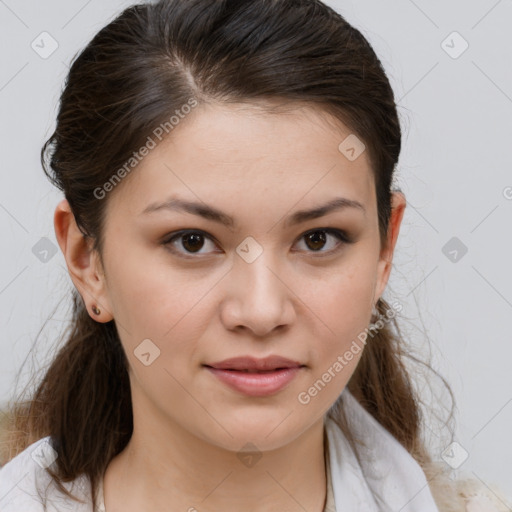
[[91, 305, 101, 316]]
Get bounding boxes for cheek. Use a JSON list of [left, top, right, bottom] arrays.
[[298, 288, 371, 412], [107, 257, 217, 381], [297, 259, 375, 389], [106, 240, 206, 332], [298, 257, 376, 336]]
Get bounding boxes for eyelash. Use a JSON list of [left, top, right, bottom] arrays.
[[161, 228, 353, 259]]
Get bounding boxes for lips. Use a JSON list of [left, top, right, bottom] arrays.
[[204, 356, 305, 397], [204, 355, 304, 372]]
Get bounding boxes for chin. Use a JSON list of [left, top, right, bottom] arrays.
[[199, 414, 309, 453]]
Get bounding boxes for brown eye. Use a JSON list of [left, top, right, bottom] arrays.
[[304, 231, 327, 251], [181, 232, 205, 253], [163, 230, 219, 257], [162, 227, 352, 259], [294, 229, 351, 255]]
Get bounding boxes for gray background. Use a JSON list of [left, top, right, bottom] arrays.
[[1, 0, 511, 500]]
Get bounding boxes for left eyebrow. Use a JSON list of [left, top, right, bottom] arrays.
[[283, 197, 366, 227], [140, 196, 366, 229]]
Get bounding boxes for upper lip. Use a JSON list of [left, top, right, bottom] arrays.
[[204, 355, 304, 371]]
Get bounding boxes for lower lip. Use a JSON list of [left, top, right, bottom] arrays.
[[204, 366, 303, 396]]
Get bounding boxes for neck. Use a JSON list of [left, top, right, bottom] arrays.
[[103, 403, 328, 512]]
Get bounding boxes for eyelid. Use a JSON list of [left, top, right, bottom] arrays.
[[162, 227, 353, 258]]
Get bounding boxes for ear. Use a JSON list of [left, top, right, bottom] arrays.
[[373, 191, 406, 304], [54, 199, 113, 322]]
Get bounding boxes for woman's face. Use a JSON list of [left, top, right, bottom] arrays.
[[79, 102, 405, 452]]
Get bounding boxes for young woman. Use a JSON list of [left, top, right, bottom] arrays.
[[0, 1, 510, 511]]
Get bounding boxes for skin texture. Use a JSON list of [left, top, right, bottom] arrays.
[[54, 102, 406, 512]]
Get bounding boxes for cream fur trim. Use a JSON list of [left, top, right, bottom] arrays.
[[423, 460, 511, 512]]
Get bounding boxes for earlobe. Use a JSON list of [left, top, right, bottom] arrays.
[[54, 199, 113, 322], [373, 191, 407, 304]]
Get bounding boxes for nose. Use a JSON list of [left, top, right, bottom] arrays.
[[219, 250, 296, 338]]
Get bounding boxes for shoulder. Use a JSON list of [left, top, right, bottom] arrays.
[[424, 460, 512, 512], [0, 437, 91, 512], [0, 436, 51, 511]]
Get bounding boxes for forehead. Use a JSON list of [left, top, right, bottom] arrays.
[[107, 102, 375, 218]]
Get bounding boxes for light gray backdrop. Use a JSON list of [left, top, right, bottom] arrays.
[[1, 0, 511, 500]]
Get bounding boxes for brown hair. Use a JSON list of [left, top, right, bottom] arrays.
[[1, 0, 455, 508]]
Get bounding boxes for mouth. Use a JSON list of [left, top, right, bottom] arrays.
[[203, 364, 305, 397], [203, 366, 301, 373], [204, 355, 304, 371]]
